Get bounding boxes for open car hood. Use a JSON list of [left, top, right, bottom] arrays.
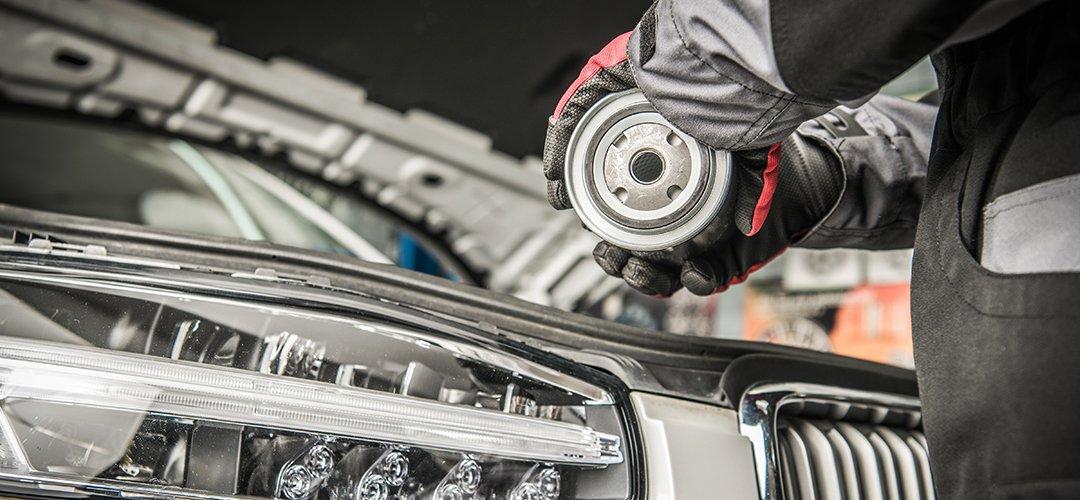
[[140, 0, 652, 160]]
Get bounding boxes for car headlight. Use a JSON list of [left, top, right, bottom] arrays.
[[0, 260, 633, 499]]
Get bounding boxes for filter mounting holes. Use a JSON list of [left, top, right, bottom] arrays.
[[613, 133, 629, 149], [667, 185, 683, 200], [665, 132, 683, 147]]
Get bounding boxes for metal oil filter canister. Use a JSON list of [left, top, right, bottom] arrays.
[[564, 90, 734, 252]]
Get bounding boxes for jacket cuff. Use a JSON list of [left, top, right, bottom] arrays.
[[794, 95, 936, 249]]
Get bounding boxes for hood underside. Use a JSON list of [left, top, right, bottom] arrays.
[[141, 0, 652, 159]]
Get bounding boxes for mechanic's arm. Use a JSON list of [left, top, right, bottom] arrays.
[[629, 0, 992, 151], [794, 94, 936, 250]]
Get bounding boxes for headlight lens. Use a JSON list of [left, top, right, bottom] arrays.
[[0, 264, 631, 499]]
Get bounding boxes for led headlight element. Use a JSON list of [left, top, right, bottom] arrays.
[[275, 443, 335, 499], [436, 458, 483, 499], [378, 450, 410, 487], [352, 449, 411, 500], [511, 466, 562, 500]]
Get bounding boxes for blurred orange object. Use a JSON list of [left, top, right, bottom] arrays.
[[741, 283, 915, 368], [830, 284, 914, 368]]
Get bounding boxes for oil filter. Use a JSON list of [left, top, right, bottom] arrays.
[[564, 90, 734, 252]]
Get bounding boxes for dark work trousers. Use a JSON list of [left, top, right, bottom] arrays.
[[911, 2, 1080, 498]]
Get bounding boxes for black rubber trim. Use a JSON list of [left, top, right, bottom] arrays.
[[720, 353, 919, 405]]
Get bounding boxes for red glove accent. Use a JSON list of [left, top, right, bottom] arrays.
[[746, 142, 783, 236], [713, 248, 787, 293], [552, 31, 633, 120]]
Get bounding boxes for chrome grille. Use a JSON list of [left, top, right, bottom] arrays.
[[777, 418, 935, 500], [738, 383, 934, 500]]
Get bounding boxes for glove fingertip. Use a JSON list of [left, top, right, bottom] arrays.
[[681, 259, 721, 296], [592, 241, 630, 277], [546, 180, 573, 210], [622, 257, 680, 297], [543, 163, 563, 182]]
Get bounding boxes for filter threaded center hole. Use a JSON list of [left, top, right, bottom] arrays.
[[629, 151, 664, 185]]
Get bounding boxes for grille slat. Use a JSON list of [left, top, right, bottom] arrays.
[[878, 427, 922, 500], [784, 426, 819, 500], [779, 433, 803, 500], [793, 420, 845, 500], [779, 418, 934, 500], [905, 435, 936, 500], [822, 425, 861, 499], [835, 422, 886, 500], [866, 429, 902, 500]]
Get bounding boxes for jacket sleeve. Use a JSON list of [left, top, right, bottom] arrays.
[[794, 94, 937, 250], [627, 0, 1038, 152]]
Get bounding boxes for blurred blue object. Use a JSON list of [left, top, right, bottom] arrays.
[[398, 233, 455, 280]]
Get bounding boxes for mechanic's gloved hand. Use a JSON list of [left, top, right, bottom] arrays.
[[543, 32, 635, 210], [541, 32, 807, 294], [543, 31, 842, 296], [593, 132, 844, 296]]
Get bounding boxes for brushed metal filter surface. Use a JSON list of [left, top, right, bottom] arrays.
[[602, 122, 693, 211]]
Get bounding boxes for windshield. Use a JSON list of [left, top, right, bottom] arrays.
[[0, 114, 389, 261]]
